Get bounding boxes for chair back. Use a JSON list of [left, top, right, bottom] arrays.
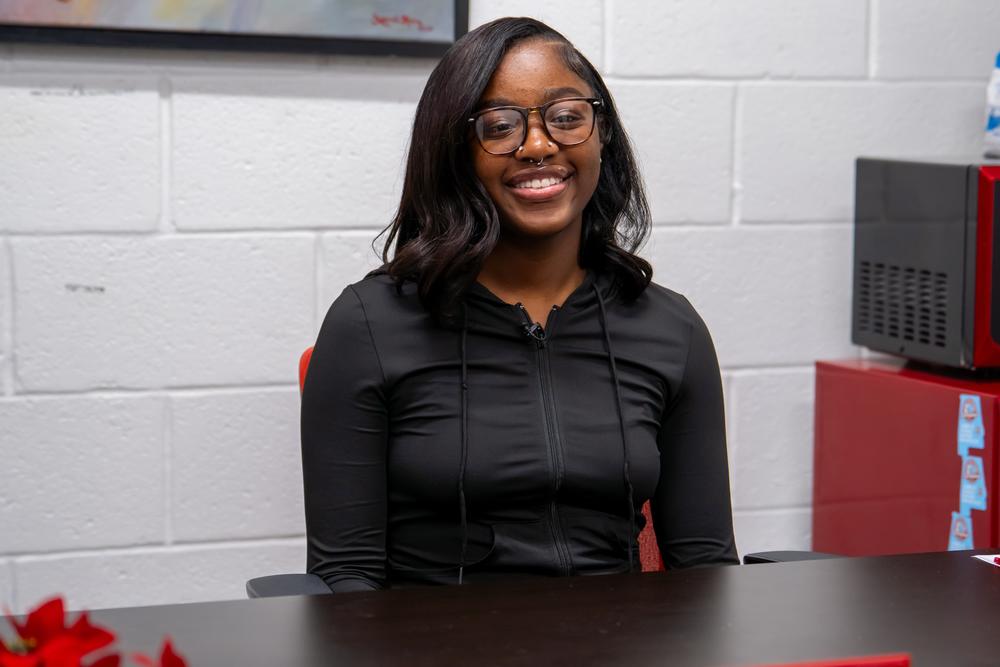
[[298, 346, 314, 394]]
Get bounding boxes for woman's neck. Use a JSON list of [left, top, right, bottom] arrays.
[[477, 228, 586, 325]]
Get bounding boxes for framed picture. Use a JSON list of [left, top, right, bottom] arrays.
[[0, 1, 469, 58]]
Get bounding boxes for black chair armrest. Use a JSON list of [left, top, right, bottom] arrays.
[[246, 574, 332, 598], [742, 550, 840, 565]]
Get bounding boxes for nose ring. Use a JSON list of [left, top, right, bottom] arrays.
[[516, 146, 546, 167]]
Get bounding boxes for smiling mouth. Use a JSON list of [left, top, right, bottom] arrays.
[[511, 175, 567, 190], [506, 174, 571, 201]]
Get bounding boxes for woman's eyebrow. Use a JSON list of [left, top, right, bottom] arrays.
[[477, 87, 589, 111], [477, 97, 517, 110], [543, 86, 586, 100]]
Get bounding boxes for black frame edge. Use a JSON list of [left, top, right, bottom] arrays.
[[0, 1, 470, 59]]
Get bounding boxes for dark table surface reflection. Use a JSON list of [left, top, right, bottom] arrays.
[[89, 551, 1000, 666]]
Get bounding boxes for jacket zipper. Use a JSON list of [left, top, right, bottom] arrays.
[[517, 304, 573, 576]]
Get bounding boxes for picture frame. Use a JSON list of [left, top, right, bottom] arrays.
[[0, 1, 469, 58]]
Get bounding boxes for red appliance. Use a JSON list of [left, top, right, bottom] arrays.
[[853, 158, 1000, 369], [813, 359, 999, 555]]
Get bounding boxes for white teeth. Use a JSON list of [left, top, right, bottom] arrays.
[[515, 176, 564, 190]]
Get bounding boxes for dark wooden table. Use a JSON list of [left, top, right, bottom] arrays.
[[90, 551, 1000, 666]]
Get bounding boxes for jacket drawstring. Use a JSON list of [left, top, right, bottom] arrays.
[[593, 283, 638, 573], [458, 304, 470, 584]]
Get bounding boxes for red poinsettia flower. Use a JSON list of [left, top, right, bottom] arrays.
[[131, 639, 186, 667], [1, 597, 118, 667]]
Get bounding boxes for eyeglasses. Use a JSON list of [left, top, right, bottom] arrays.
[[468, 97, 603, 156]]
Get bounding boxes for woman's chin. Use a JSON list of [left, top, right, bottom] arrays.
[[501, 212, 580, 239]]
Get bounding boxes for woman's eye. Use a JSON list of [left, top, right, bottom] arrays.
[[484, 121, 516, 137], [478, 111, 522, 139], [548, 111, 584, 128]]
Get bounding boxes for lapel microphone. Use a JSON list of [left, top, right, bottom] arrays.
[[522, 322, 546, 342]]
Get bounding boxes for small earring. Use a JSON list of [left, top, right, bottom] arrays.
[[517, 146, 525, 152], [547, 141, 554, 147]]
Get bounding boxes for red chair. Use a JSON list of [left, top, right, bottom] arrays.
[[297, 346, 665, 572], [298, 346, 314, 395]]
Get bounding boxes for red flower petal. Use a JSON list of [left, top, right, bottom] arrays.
[[159, 639, 187, 667], [36, 634, 95, 666], [86, 653, 122, 667], [130, 654, 155, 667], [0, 651, 41, 667], [67, 613, 116, 654], [13, 597, 65, 644]]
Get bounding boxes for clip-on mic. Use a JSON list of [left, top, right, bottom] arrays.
[[522, 322, 546, 342]]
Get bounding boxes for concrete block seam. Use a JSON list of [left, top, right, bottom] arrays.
[[720, 361, 829, 373], [650, 221, 852, 233], [725, 365, 817, 378], [159, 75, 174, 233], [732, 504, 813, 517], [866, 0, 878, 79], [12, 383, 299, 400], [1, 237, 13, 396], [9, 536, 307, 564], [162, 394, 173, 545], [314, 233, 324, 333], [730, 83, 744, 226]]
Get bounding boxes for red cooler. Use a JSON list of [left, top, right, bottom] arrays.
[[814, 359, 999, 555]]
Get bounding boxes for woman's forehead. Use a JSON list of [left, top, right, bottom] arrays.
[[479, 40, 593, 106]]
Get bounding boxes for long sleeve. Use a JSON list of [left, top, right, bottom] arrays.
[[301, 285, 389, 592], [651, 302, 739, 568]]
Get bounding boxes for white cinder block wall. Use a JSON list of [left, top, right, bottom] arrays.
[[0, 0, 994, 613]]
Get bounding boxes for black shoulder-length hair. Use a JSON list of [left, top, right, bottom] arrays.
[[378, 16, 652, 323]]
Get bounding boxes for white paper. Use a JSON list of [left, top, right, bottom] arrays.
[[973, 554, 1000, 567]]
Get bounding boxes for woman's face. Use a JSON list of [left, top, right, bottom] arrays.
[[471, 40, 603, 242]]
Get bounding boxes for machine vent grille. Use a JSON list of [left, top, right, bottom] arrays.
[[857, 261, 948, 348]]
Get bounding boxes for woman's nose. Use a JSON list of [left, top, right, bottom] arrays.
[[517, 115, 558, 162]]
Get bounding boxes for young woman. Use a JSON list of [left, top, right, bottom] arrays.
[[301, 17, 738, 593]]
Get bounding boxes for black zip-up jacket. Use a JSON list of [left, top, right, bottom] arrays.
[[301, 270, 738, 593]]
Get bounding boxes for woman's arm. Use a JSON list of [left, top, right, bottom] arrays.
[[651, 301, 739, 568], [301, 285, 389, 592]]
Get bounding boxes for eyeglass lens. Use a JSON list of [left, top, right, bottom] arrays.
[[474, 99, 595, 155]]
